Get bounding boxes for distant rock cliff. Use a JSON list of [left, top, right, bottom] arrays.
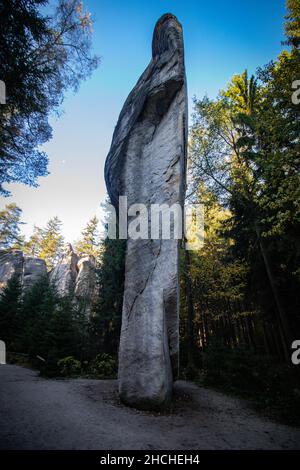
[[50, 244, 79, 297], [0, 250, 47, 292], [74, 255, 97, 308], [0, 246, 98, 313]]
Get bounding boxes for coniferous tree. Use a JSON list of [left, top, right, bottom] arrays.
[[39, 217, 64, 269], [75, 216, 100, 259], [23, 225, 44, 257], [0, 203, 24, 249], [24, 217, 64, 269], [188, 0, 300, 360], [19, 275, 56, 358], [0, 275, 22, 350], [47, 297, 78, 362], [92, 225, 126, 356], [284, 0, 300, 48]]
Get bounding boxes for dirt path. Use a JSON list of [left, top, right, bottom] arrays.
[[0, 364, 299, 450]]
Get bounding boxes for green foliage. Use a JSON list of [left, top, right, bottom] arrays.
[[75, 216, 101, 259], [23, 225, 44, 258], [202, 341, 300, 425], [189, 31, 300, 356], [181, 0, 300, 426], [91, 204, 126, 356], [0, 242, 120, 379], [24, 217, 64, 269], [284, 0, 300, 48], [88, 353, 117, 379], [0, 0, 99, 195], [35, 216, 64, 269], [0, 275, 86, 376], [58, 356, 82, 377], [0, 204, 124, 379], [0, 204, 24, 249], [202, 340, 273, 392], [0, 275, 22, 349], [18, 275, 58, 358]]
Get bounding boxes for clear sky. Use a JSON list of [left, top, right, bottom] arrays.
[[0, 0, 287, 243]]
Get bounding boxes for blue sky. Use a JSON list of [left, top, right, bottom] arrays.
[[1, 0, 287, 243]]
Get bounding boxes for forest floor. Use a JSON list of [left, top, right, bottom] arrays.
[[0, 364, 300, 450]]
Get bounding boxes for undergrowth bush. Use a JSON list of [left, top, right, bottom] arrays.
[[58, 356, 82, 377], [88, 353, 117, 379], [201, 340, 300, 425]]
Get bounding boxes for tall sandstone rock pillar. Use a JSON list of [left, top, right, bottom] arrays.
[[105, 13, 187, 409]]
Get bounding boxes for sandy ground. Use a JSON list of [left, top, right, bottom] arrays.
[[0, 364, 300, 450]]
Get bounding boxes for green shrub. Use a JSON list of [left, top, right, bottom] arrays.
[[57, 356, 82, 377], [89, 353, 117, 379]]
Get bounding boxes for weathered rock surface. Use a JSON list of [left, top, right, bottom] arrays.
[[50, 244, 78, 296], [0, 250, 47, 292], [0, 251, 23, 291], [105, 13, 187, 409], [74, 255, 97, 308], [50, 246, 98, 309], [22, 257, 47, 291], [0, 245, 98, 312]]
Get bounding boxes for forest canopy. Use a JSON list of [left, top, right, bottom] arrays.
[[0, 0, 99, 195]]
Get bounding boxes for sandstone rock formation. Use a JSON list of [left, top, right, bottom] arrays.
[[0, 246, 97, 313], [0, 250, 47, 292], [74, 255, 97, 308], [105, 14, 187, 409], [50, 245, 98, 309], [0, 250, 23, 291], [22, 256, 47, 291], [50, 244, 78, 296]]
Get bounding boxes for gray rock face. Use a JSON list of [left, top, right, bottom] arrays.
[[22, 257, 47, 291], [0, 247, 97, 312], [50, 246, 98, 310], [50, 244, 78, 296], [75, 255, 97, 309], [0, 250, 47, 292], [0, 251, 23, 291], [105, 13, 187, 409]]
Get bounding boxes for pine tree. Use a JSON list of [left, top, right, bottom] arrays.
[[284, 0, 300, 48], [0, 275, 22, 349], [0, 203, 24, 250], [92, 233, 126, 356], [23, 225, 44, 257], [15, 275, 86, 374], [36, 217, 64, 270], [75, 216, 100, 259], [48, 297, 79, 361], [189, 31, 300, 361], [19, 275, 56, 357]]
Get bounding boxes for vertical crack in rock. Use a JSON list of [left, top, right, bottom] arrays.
[[127, 238, 162, 323], [104, 13, 187, 410]]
